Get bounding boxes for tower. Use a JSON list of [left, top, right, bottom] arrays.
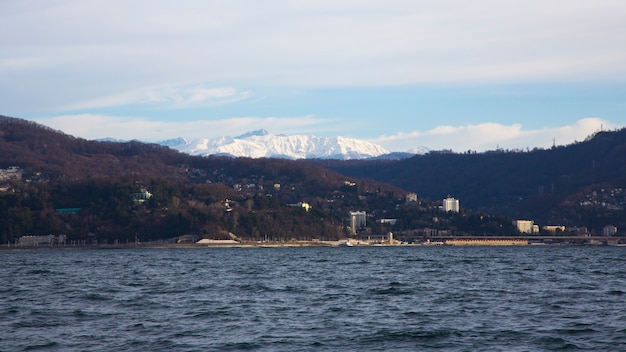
[[443, 196, 459, 212]]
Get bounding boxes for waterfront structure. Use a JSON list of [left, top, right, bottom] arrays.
[[603, 225, 618, 236], [388, 232, 395, 244], [349, 211, 367, 235], [543, 225, 566, 233], [445, 239, 528, 246], [516, 220, 539, 234], [177, 235, 199, 243], [18, 235, 53, 246], [443, 196, 459, 212], [196, 239, 239, 245]]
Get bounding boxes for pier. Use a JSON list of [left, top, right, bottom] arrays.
[[426, 235, 622, 246]]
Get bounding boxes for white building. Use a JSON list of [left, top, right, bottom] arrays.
[[378, 218, 398, 225], [603, 225, 618, 236], [131, 188, 153, 205], [543, 225, 566, 233], [516, 220, 539, 234], [289, 202, 312, 212], [18, 235, 52, 246], [349, 211, 367, 235], [443, 196, 459, 212], [406, 193, 418, 203]]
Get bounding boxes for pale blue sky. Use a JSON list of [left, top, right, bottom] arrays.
[[2, 0, 625, 152]]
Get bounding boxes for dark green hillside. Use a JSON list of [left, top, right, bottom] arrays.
[[312, 129, 626, 231]]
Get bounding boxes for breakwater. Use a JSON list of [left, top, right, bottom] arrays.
[[445, 238, 528, 246]]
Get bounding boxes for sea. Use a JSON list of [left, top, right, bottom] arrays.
[[1, 246, 625, 352]]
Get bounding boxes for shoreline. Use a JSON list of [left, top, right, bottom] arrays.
[[2, 237, 625, 250]]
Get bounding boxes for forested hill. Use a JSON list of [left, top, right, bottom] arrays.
[[0, 115, 411, 243], [311, 129, 626, 228], [0, 115, 385, 189], [0, 115, 188, 181], [2, 114, 623, 242]]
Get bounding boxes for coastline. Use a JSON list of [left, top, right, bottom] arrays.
[[2, 236, 625, 250]]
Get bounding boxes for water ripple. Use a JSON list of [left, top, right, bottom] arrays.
[[1, 246, 625, 351]]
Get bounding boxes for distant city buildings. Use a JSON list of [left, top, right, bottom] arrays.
[[0, 166, 22, 181], [603, 225, 618, 236], [515, 220, 539, 234], [131, 187, 153, 205], [17, 234, 66, 246], [543, 225, 566, 233], [288, 202, 312, 212], [406, 192, 418, 203], [443, 196, 459, 212], [349, 211, 367, 235]]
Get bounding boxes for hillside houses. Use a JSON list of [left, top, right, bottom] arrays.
[[0, 166, 21, 181], [579, 188, 625, 211]]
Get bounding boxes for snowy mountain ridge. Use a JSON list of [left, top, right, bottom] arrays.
[[160, 130, 396, 160]]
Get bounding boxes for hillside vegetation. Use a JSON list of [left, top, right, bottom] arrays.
[[312, 129, 626, 231], [1, 115, 622, 244], [0, 116, 429, 244]]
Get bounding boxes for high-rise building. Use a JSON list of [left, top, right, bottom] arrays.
[[349, 211, 367, 234], [443, 196, 459, 212]]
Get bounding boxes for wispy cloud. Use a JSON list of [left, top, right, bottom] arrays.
[[371, 118, 611, 152], [4, 1, 625, 143], [60, 85, 252, 111], [2, 1, 626, 99], [32, 114, 330, 141]]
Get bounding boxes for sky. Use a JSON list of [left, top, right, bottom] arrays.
[[2, 0, 626, 152]]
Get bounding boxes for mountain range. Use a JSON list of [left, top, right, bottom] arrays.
[[158, 129, 406, 160]]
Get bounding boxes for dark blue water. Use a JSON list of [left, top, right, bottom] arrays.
[[1, 246, 625, 351]]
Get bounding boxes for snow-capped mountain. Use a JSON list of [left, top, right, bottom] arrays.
[[160, 130, 391, 160]]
